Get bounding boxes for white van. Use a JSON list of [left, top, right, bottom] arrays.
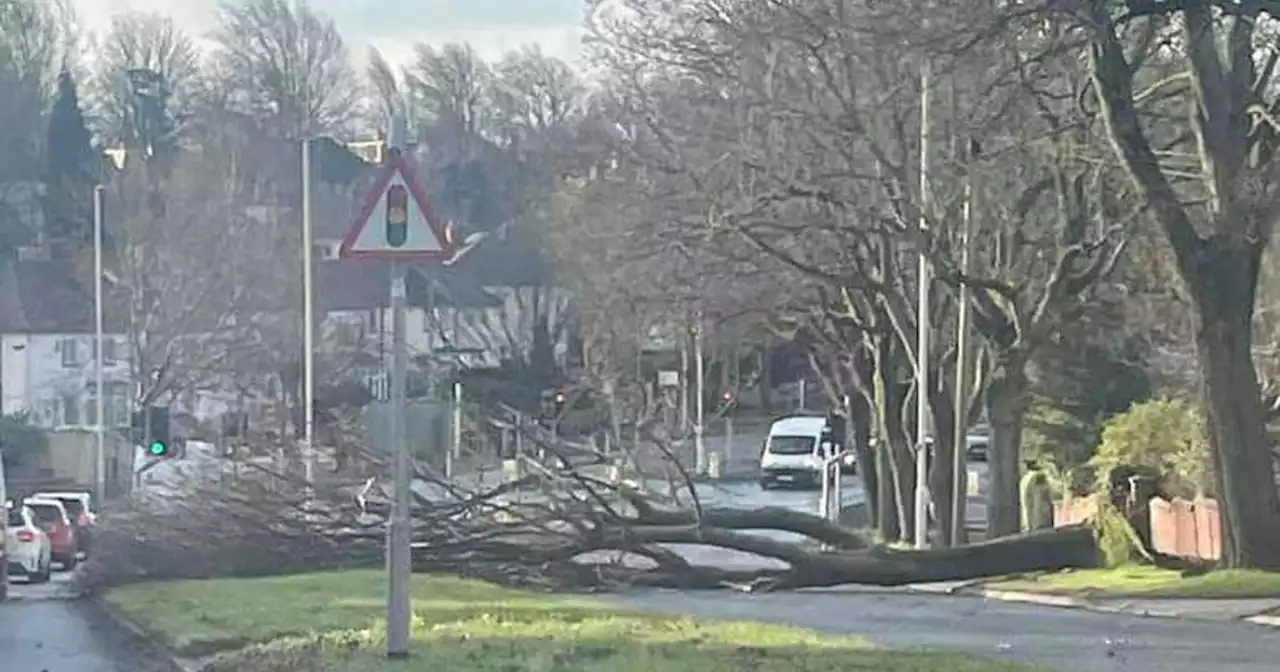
[[759, 415, 849, 489]]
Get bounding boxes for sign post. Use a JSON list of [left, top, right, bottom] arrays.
[[339, 112, 454, 659]]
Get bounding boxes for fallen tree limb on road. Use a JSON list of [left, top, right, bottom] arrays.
[[77, 431, 1107, 595]]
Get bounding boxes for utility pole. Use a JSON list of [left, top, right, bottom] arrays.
[[384, 113, 411, 659], [914, 58, 934, 550], [93, 185, 106, 503], [950, 139, 976, 546]]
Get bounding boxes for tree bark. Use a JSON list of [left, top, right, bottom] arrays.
[[927, 372, 957, 546], [985, 349, 1028, 538], [872, 334, 912, 540], [850, 346, 878, 522], [1188, 245, 1280, 569]]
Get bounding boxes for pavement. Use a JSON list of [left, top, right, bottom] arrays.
[[910, 579, 1280, 625], [0, 572, 175, 671], [615, 589, 1280, 672]]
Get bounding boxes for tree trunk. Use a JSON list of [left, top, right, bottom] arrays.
[[851, 347, 878, 522], [927, 374, 957, 546], [985, 349, 1028, 538], [872, 335, 913, 540], [1188, 246, 1280, 569]]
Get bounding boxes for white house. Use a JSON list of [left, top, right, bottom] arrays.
[[0, 253, 130, 429]]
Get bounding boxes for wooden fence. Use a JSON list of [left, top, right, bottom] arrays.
[[1054, 496, 1221, 562]]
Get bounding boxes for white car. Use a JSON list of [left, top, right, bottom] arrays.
[[5, 503, 53, 584]]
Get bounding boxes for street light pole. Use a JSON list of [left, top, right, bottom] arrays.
[[950, 140, 976, 545], [301, 139, 316, 495], [914, 58, 934, 550], [693, 316, 705, 474], [93, 185, 106, 503]]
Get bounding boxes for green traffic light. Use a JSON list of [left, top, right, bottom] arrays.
[[148, 441, 168, 456]]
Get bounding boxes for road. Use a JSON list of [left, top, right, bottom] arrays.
[[0, 573, 173, 671], [617, 589, 1280, 672]]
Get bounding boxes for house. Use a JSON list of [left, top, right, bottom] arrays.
[[0, 249, 135, 495], [0, 249, 130, 429]]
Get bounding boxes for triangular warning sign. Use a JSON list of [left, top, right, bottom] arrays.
[[339, 149, 453, 261]]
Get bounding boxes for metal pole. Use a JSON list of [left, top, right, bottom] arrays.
[[450, 380, 462, 478], [914, 58, 933, 550], [951, 142, 976, 545], [693, 319, 705, 474], [302, 138, 316, 494], [725, 416, 734, 469], [385, 116, 412, 660], [679, 334, 689, 430], [799, 378, 806, 410], [833, 462, 843, 522], [819, 460, 831, 519], [93, 185, 106, 502]]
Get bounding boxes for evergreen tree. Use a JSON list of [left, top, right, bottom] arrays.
[[44, 69, 98, 242]]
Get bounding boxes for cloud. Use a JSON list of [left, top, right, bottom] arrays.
[[71, 0, 583, 65]]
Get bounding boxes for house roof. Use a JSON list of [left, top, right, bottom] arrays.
[[0, 257, 128, 333]]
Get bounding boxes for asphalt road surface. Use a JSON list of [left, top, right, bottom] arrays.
[[1, 573, 172, 672], [617, 589, 1280, 672]]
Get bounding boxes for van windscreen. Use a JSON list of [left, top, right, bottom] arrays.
[[768, 435, 815, 455]]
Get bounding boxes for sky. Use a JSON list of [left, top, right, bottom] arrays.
[[70, 0, 586, 65]]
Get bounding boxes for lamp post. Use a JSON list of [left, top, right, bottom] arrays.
[[93, 185, 106, 503]]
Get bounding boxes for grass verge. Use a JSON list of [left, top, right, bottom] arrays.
[[105, 571, 1048, 671], [983, 565, 1280, 599]]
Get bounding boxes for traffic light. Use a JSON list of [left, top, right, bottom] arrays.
[[385, 184, 408, 247], [131, 406, 174, 458]]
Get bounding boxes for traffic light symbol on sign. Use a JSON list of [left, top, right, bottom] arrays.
[[385, 184, 408, 247]]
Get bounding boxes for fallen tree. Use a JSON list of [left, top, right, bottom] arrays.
[[79, 430, 1113, 594]]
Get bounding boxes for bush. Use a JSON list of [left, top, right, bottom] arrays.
[[1090, 398, 1211, 499]]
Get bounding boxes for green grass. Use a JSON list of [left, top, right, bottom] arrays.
[[106, 571, 1048, 671], [984, 565, 1280, 599]]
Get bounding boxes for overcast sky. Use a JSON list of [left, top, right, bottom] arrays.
[[71, 0, 585, 64]]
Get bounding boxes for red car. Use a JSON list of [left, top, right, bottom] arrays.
[[24, 499, 78, 569]]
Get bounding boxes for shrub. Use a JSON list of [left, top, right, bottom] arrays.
[[1090, 398, 1212, 499]]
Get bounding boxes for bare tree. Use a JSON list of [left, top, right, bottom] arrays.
[[107, 123, 294, 415], [208, 0, 357, 137], [0, 0, 76, 101], [87, 12, 200, 149], [1076, 1, 1280, 568], [404, 42, 492, 139]]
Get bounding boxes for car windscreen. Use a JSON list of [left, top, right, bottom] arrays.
[[967, 441, 988, 463], [56, 498, 85, 518], [28, 504, 64, 525], [767, 435, 816, 455]]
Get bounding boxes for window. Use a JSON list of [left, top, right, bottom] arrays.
[[59, 393, 80, 426], [60, 338, 79, 367], [765, 435, 816, 456], [93, 338, 118, 366], [106, 382, 129, 427], [85, 383, 98, 426]]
